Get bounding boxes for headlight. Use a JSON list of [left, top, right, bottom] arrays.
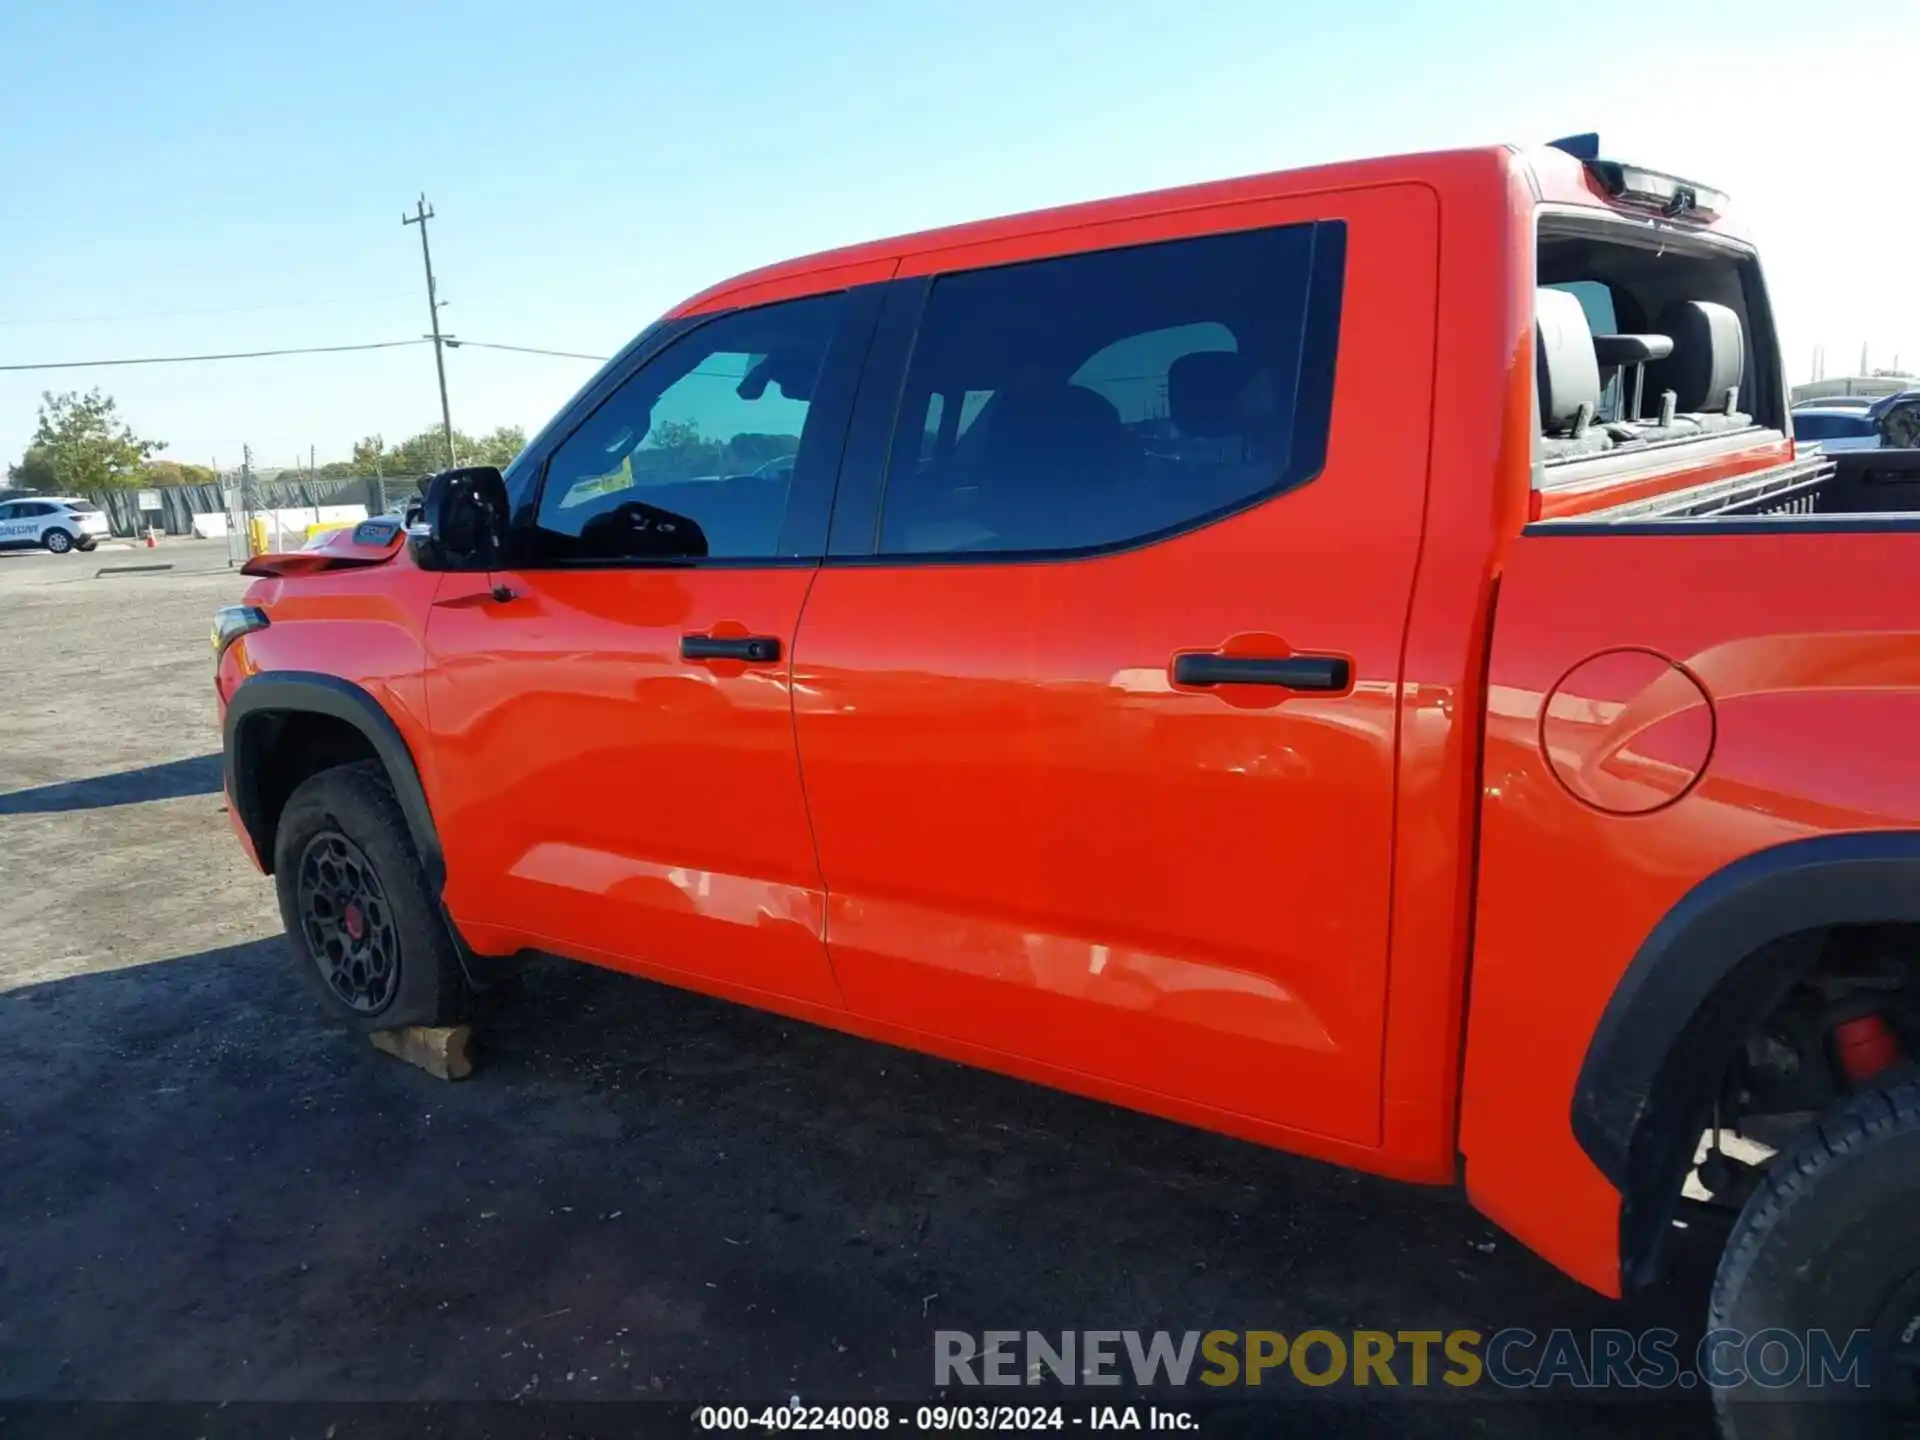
[[211, 605, 269, 659]]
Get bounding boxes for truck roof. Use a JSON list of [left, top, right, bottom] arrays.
[[667, 141, 1750, 319]]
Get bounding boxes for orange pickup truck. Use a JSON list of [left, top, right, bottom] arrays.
[[216, 135, 1920, 1430]]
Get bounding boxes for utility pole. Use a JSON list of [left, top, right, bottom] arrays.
[[240, 445, 256, 560], [402, 194, 457, 468]]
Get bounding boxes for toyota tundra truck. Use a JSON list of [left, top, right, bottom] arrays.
[[215, 135, 1920, 1433]]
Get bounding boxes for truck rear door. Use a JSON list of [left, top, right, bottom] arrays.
[[791, 188, 1438, 1149]]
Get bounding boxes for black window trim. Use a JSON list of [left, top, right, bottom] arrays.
[[822, 217, 1348, 569], [827, 277, 931, 558], [506, 284, 884, 572]]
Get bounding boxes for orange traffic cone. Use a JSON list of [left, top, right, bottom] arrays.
[[145, 528, 156, 548]]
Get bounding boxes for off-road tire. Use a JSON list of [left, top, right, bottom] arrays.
[[1709, 1075, 1920, 1438], [272, 759, 471, 1031]]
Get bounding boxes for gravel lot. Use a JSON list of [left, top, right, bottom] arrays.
[[0, 539, 1717, 1436]]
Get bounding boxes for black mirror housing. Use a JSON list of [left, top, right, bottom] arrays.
[[409, 465, 509, 572]]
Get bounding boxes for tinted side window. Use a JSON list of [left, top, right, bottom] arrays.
[[532, 292, 844, 562], [877, 221, 1343, 557]]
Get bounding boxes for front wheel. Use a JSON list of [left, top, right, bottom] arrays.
[[1709, 1076, 1920, 1438], [272, 760, 471, 1031], [42, 528, 73, 554]]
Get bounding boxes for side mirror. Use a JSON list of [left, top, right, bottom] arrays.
[[408, 465, 509, 571]]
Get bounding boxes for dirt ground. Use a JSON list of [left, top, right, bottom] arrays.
[[0, 538, 1720, 1437]]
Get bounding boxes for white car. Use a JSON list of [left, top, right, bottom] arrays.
[[0, 496, 112, 554]]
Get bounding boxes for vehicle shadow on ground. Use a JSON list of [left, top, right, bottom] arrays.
[[0, 942, 1719, 1436], [0, 754, 223, 815]]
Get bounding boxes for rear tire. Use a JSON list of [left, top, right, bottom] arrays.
[[1709, 1075, 1920, 1438], [272, 760, 470, 1031], [42, 529, 73, 554]]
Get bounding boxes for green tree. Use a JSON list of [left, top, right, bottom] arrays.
[[6, 446, 60, 492], [351, 424, 528, 477], [8, 389, 164, 491], [351, 434, 388, 473], [141, 460, 219, 487], [465, 425, 527, 469], [639, 419, 721, 476]]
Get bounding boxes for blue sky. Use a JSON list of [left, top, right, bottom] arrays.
[[2, 1, 1912, 473]]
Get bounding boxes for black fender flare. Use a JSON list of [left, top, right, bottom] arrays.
[[1572, 830, 1920, 1285], [222, 671, 445, 890]]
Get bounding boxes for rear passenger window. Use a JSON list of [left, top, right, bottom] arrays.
[[877, 221, 1343, 557], [531, 292, 844, 562]]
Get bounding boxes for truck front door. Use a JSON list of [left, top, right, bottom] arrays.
[[423, 289, 874, 1009]]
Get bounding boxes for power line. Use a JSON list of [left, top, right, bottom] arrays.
[[0, 295, 418, 329], [0, 338, 428, 373], [0, 333, 610, 374], [446, 339, 610, 362]]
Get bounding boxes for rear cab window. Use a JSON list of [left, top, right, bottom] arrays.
[[1532, 210, 1787, 497], [1545, 279, 1618, 338]]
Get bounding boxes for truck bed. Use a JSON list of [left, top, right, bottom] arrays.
[[1467, 441, 1920, 1293]]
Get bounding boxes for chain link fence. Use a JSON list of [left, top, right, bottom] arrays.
[[85, 473, 428, 541]]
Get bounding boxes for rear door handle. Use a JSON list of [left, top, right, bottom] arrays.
[[1172, 653, 1350, 690], [682, 634, 781, 664]]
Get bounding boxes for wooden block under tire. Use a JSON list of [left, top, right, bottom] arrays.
[[370, 1024, 473, 1080]]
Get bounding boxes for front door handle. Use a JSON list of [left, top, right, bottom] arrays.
[[1172, 653, 1350, 690], [682, 634, 781, 664]]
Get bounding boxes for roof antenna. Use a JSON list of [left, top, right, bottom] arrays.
[[1547, 133, 1601, 161]]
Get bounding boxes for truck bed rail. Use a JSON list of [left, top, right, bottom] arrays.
[[1534, 448, 1920, 527]]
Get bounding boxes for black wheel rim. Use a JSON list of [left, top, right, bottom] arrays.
[[295, 830, 400, 1014]]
